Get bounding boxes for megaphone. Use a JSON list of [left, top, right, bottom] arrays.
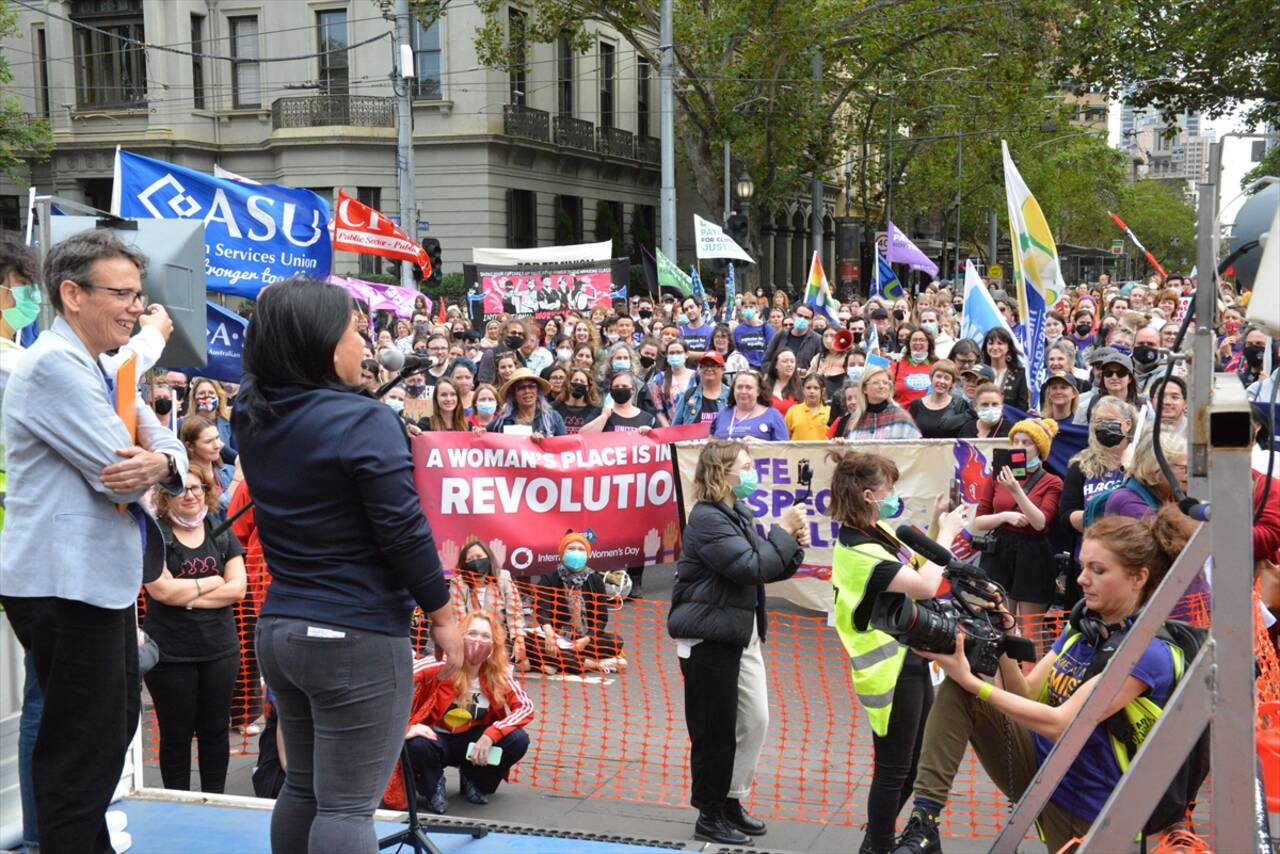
[[833, 329, 854, 352]]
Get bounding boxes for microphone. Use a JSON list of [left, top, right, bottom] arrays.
[[895, 524, 959, 568], [379, 349, 434, 373], [1178, 496, 1211, 521]]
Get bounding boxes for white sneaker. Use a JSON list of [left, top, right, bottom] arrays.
[[106, 811, 128, 834], [109, 829, 132, 853]]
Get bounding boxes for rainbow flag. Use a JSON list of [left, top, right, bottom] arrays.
[[803, 251, 840, 324]]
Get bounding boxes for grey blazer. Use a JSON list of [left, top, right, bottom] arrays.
[[0, 317, 188, 609]]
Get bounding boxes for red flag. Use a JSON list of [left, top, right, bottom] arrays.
[[332, 191, 432, 277]]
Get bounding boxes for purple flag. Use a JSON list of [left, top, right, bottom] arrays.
[[886, 222, 939, 278]]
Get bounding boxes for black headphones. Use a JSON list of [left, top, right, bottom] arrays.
[[1068, 599, 1137, 647]]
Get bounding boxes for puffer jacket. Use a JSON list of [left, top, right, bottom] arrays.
[[667, 500, 803, 647]]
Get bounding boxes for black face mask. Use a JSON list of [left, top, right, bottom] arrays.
[[639, 309, 653, 319], [153, 398, 173, 416], [505, 335, 525, 350], [639, 354, 656, 369], [405, 384, 425, 398], [462, 558, 492, 575], [1094, 420, 1127, 448], [1132, 344, 1160, 367], [892, 309, 905, 321], [610, 387, 633, 405], [852, 330, 863, 344], [1244, 344, 1265, 369], [1075, 322, 1092, 337], [570, 383, 588, 398]]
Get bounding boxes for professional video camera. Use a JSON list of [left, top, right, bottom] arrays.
[[868, 525, 1037, 676]]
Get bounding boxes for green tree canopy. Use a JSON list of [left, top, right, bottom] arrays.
[[1, 0, 54, 182]]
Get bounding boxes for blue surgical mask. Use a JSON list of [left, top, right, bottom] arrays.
[[741, 308, 757, 321], [612, 359, 630, 372], [732, 466, 760, 499], [667, 353, 686, 370], [793, 317, 810, 333], [385, 398, 404, 414], [562, 550, 588, 570], [677, 313, 690, 326], [1024, 452, 1041, 469], [477, 400, 497, 417], [877, 493, 901, 517], [1, 284, 42, 331], [921, 321, 938, 336]]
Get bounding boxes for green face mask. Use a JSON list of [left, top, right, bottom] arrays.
[[2, 284, 42, 332]]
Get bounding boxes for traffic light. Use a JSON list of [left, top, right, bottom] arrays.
[[421, 237, 443, 288], [726, 212, 749, 248]]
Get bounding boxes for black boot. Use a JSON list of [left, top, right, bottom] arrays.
[[723, 798, 767, 836], [891, 809, 942, 854], [694, 810, 752, 846]]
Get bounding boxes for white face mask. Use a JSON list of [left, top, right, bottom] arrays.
[[977, 405, 1003, 425]]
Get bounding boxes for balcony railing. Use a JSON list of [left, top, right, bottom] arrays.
[[596, 125, 634, 159], [554, 115, 595, 152], [634, 135, 660, 164], [271, 95, 395, 129], [503, 103, 549, 143]]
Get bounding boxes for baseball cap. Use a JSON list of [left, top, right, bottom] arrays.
[[961, 363, 995, 382], [699, 350, 726, 367], [1040, 370, 1076, 392], [870, 307, 890, 320], [1094, 349, 1134, 373]]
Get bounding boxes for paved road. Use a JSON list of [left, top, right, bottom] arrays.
[[143, 564, 1042, 853]]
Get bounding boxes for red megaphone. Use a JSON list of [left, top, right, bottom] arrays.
[[833, 329, 854, 352]]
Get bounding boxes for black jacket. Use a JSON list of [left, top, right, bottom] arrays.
[[233, 380, 450, 635], [668, 500, 803, 646]]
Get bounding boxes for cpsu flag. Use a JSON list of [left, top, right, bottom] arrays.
[[113, 148, 332, 299], [332, 191, 431, 277]]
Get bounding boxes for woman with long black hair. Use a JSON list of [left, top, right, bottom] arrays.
[[233, 277, 462, 854], [982, 327, 1029, 410]]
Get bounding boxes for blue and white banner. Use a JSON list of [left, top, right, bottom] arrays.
[[113, 149, 331, 299], [960, 259, 1021, 350], [170, 301, 247, 383]]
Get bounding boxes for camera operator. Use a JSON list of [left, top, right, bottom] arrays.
[[892, 506, 1194, 854], [827, 452, 968, 854], [668, 440, 808, 845], [970, 418, 1063, 630]]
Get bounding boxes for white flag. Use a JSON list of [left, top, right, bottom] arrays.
[[693, 214, 754, 262]]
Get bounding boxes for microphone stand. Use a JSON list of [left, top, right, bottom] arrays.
[[376, 367, 426, 399]]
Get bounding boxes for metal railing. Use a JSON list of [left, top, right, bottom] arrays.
[[634, 135, 660, 163], [554, 115, 595, 152], [503, 103, 549, 143], [596, 125, 634, 159], [271, 95, 395, 129]]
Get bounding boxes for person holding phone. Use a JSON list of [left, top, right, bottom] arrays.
[[392, 610, 534, 815], [969, 418, 1064, 629], [669, 440, 808, 845]]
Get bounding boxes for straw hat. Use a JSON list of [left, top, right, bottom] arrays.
[[499, 367, 551, 401]]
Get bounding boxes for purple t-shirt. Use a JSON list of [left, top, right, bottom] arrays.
[[710, 406, 788, 442], [1032, 626, 1177, 821]]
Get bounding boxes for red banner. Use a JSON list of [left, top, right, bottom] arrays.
[[413, 430, 688, 577], [332, 191, 431, 276]]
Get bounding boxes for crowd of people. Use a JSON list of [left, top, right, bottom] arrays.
[[2, 226, 1278, 854]]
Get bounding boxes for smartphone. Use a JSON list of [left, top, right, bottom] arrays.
[[992, 447, 1027, 479], [949, 477, 965, 508], [466, 743, 504, 766]]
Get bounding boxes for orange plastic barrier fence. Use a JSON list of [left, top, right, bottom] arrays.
[[136, 545, 1274, 841]]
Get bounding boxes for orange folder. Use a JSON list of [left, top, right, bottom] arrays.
[[115, 354, 136, 512]]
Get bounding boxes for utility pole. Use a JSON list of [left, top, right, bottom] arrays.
[[394, 0, 416, 288], [723, 139, 731, 224], [988, 208, 997, 272], [811, 53, 823, 266], [954, 130, 963, 281], [659, 0, 677, 260], [885, 93, 894, 259]]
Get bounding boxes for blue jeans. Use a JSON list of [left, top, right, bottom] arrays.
[[19, 649, 44, 850], [257, 616, 412, 854]]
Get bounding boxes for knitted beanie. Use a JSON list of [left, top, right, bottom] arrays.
[[558, 530, 592, 559], [1009, 417, 1059, 462]]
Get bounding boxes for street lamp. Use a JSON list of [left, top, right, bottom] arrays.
[[736, 170, 754, 206]]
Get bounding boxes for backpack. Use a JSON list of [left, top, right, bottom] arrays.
[[1066, 608, 1210, 835], [1082, 475, 1158, 529]]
